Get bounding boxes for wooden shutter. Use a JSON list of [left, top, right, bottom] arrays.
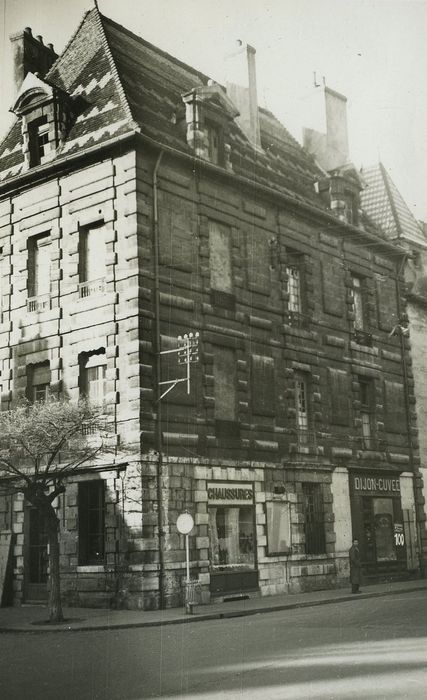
[[384, 381, 407, 433], [209, 220, 232, 293], [214, 347, 236, 420], [251, 355, 275, 416], [247, 229, 270, 294], [377, 276, 398, 331], [329, 368, 351, 425], [158, 193, 196, 271], [321, 258, 344, 317]]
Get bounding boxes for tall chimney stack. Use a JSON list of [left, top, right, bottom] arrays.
[[303, 86, 350, 171], [225, 41, 262, 150], [9, 27, 58, 95]]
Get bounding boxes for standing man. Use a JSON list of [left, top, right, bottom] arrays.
[[349, 537, 362, 594]]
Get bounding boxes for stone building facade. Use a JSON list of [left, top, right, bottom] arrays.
[[0, 7, 425, 610]]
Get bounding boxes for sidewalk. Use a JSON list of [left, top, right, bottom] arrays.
[[1, 578, 426, 633]]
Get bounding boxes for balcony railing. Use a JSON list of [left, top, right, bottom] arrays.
[[27, 294, 51, 313], [296, 429, 317, 448], [284, 311, 311, 329], [78, 278, 106, 299], [351, 329, 373, 347]]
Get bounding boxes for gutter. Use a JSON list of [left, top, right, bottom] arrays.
[[0, 127, 403, 258]]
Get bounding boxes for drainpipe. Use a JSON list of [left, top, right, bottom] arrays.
[[153, 150, 165, 609]]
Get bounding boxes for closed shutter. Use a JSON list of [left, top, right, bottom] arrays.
[[251, 355, 275, 416], [321, 259, 344, 317], [384, 381, 407, 433], [329, 368, 351, 425], [247, 229, 270, 294], [377, 277, 398, 331], [158, 193, 196, 271]]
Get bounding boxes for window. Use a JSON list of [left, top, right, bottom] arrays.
[[27, 363, 50, 403], [359, 378, 375, 449], [79, 224, 106, 298], [286, 265, 302, 313], [78, 481, 105, 565], [27, 234, 51, 311], [266, 501, 291, 555], [295, 373, 311, 444], [209, 505, 255, 570], [350, 274, 365, 330], [209, 220, 234, 308], [214, 347, 239, 438], [80, 350, 107, 402], [206, 122, 222, 165], [251, 355, 275, 416], [302, 483, 326, 555], [28, 116, 50, 167]]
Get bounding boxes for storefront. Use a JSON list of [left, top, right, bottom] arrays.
[[350, 471, 407, 577], [207, 482, 258, 596]]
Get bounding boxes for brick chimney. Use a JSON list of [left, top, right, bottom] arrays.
[[10, 27, 58, 95], [304, 86, 350, 171], [225, 41, 262, 150]]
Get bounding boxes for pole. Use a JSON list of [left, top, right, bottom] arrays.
[[186, 533, 190, 583]]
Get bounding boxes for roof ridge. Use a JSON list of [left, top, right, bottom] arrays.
[[101, 13, 210, 85], [45, 8, 92, 81], [95, 8, 138, 131]]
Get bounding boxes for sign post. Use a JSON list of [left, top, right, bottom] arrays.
[[176, 512, 195, 613]]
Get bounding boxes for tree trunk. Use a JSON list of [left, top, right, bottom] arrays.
[[45, 507, 63, 624]]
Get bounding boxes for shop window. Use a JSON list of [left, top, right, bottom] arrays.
[[302, 483, 326, 555], [28, 116, 50, 167], [209, 220, 234, 309], [27, 233, 51, 312], [266, 501, 291, 555], [359, 377, 376, 449], [79, 350, 107, 402], [78, 223, 106, 298], [78, 480, 105, 565], [209, 505, 255, 570], [27, 362, 50, 403]]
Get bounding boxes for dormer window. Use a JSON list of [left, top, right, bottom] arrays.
[[206, 121, 223, 165], [182, 83, 237, 171], [11, 71, 75, 171], [29, 116, 50, 166]]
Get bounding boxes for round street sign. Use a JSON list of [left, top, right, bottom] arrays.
[[176, 512, 194, 535]]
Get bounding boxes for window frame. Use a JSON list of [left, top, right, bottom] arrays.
[[79, 350, 107, 403], [78, 480, 105, 566], [27, 362, 51, 404], [28, 116, 50, 167], [78, 222, 107, 298], [302, 482, 326, 555], [358, 377, 376, 449]]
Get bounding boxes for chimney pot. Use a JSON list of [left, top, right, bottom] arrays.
[[24, 27, 32, 35], [47, 43, 54, 51], [36, 35, 43, 44], [10, 27, 58, 94]]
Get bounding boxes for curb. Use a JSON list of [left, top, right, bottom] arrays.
[[1, 583, 426, 634]]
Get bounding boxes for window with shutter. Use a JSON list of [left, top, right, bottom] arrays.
[[384, 381, 407, 434], [302, 483, 326, 554], [79, 224, 106, 298], [158, 193, 196, 271], [329, 368, 350, 426], [214, 347, 237, 425], [78, 481, 105, 565], [251, 355, 275, 416], [209, 220, 234, 309], [27, 234, 51, 311], [80, 350, 107, 402], [247, 230, 270, 294], [358, 377, 376, 449], [27, 362, 51, 403]]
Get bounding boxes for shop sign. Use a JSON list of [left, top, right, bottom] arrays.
[[207, 482, 254, 505], [352, 474, 401, 496], [394, 523, 405, 547]]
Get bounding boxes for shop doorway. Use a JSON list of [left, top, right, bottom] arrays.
[[24, 507, 48, 601], [361, 496, 406, 574]]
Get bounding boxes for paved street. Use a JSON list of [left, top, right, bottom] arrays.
[[1, 589, 427, 699]]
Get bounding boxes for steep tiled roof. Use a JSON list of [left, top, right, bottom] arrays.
[[0, 6, 326, 209], [361, 163, 426, 247]]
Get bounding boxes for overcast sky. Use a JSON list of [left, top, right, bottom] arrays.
[[1, 0, 426, 221]]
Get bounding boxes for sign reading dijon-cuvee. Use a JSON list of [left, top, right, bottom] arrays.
[[352, 474, 401, 496]]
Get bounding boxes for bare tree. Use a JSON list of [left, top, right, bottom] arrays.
[[0, 397, 112, 623]]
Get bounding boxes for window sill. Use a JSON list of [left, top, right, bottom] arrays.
[[76, 565, 105, 573]]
